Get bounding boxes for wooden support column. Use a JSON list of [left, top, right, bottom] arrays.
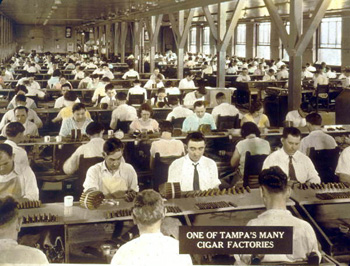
[[114, 23, 120, 56], [120, 22, 127, 63], [105, 24, 111, 58], [270, 21, 281, 60], [196, 25, 201, 53], [169, 9, 194, 79], [245, 22, 255, 59], [342, 11, 350, 67], [146, 15, 163, 73], [134, 21, 141, 72]]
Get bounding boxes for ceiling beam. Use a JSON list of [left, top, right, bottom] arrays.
[[203, 6, 217, 40]]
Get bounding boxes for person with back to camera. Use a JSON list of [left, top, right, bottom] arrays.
[[238, 166, 321, 265]]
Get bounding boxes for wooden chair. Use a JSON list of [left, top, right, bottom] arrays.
[[128, 93, 145, 105], [243, 151, 268, 188], [309, 147, 340, 183], [171, 117, 186, 129], [315, 84, 331, 112], [217, 114, 239, 130], [152, 153, 181, 191], [116, 120, 132, 134]]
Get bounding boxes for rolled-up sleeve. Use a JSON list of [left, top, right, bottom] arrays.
[[83, 164, 101, 192]]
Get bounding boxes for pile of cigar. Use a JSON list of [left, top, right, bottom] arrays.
[[17, 200, 42, 209], [124, 190, 138, 202], [21, 213, 58, 224], [295, 182, 350, 190], [163, 182, 181, 199], [105, 208, 132, 219], [316, 191, 350, 200], [195, 201, 235, 210], [185, 186, 251, 198], [80, 190, 105, 210], [165, 206, 182, 213]]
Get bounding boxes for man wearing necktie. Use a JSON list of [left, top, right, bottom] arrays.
[[262, 127, 321, 184], [168, 132, 221, 191]]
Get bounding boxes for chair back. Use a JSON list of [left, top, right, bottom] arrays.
[[116, 120, 132, 134], [217, 114, 239, 130], [153, 153, 182, 191], [309, 147, 340, 183], [76, 156, 104, 196], [171, 117, 186, 129], [128, 93, 145, 105], [243, 151, 268, 188]]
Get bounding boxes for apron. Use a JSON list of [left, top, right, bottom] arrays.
[[101, 170, 128, 195], [0, 176, 22, 199]]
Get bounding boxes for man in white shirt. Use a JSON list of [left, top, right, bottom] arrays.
[[22, 73, 45, 99], [100, 83, 117, 108], [238, 166, 321, 265], [336, 146, 350, 183], [211, 92, 240, 125], [149, 68, 165, 82], [0, 197, 49, 264], [313, 69, 329, 88], [183, 86, 206, 108], [7, 85, 37, 109], [166, 96, 193, 121], [110, 92, 138, 130], [341, 69, 350, 88], [92, 77, 111, 103], [0, 144, 39, 200], [4, 122, 29, 167], [301, 66, 314, 79], [285, 102, 310, 128], [275, 58, 285, 69], [276, 65, 289, 80], [236, 68, 251, 82], [300, 113, 337, 155], [1, 106, 39, 137], [178, 74, 195, 90], [165, 80, 181, 95], [101, 63, 115, 80], [111, 189, 192, 266], [168, 132, 221, 191], [83, 138, 139, 197], [306, 63, 316, 72], [182, 101, 216, 132], [263, 69, 277, 81], [144, 74, 165, 90], [54, 83, 80, 109], [122, 64, 140, 80], [63, 122, 105, 175], [127, 79, 148, 102], [263, 127, 321, 184]]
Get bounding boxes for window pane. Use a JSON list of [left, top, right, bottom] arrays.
[[258, 22, 271, 45], [318, 48, 341, 66], [236, 24, 246, 44], [235, 44, 246, 57], [320, 17, 341, 48], [257, 46, 270, 59]]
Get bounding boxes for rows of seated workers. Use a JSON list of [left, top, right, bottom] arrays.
[[1, 50, 350, 265]]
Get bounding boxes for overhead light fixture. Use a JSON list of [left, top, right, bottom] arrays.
[[54, 0, 62, 4], [52, 5, 58, 10]]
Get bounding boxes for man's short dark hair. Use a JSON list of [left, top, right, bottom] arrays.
[[282, 127, 301, 139], [86, 122, 104, 136], [241, 122, 261, 138], [117, 92, 127, 101], [52, 69, 61, 77], [133, 79, 141, 85], [185, 131, 205, 145], [105, 83, 114, 92], [0, 143, 13, 157], [259, 166, 288, 193], [215, 92, 225, 100], [0, 196, 18, 227], [300, 102, 311, 113], [157, 88, 166, 94], [249, 100, 263, 114], [15, 94, 26, 103], [165, 80, 173, 87], [14, 106, 28, 114], [193, 101, 205, 109], [64, 91, 78, 101], [72, 102, 86, 113], [167, 96, 179, 105], [132, 189, 165, 226], [103, 137, 124, 155], [15, 85, 28, 94], [101, 77, 111, 83], [159, 121, 173, 133], [61, 83, 72, 90], [5, 122, 25, 138], [306, 112, 322, 126]]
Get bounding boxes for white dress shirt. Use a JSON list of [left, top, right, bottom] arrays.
[[211, 102, 241, 124], [144, 80, 165, 90], [166, 106, 193, 121], [4, 140, 29, 167], [183, 91, 205, 107], [299, 129, 337, 155], [110, 104, 138, 130], [166, 87, 181, 95], [111, 232, 192, 266], [236, 75, 251, 82], [59, 117, 93, 137], [263, 149, 321, 183], [285, 110, 306, 127], [276, 69, 289, 80], [178, 78, 195, 89], [26, 81, 45, 98], [0, 164, 39, 200], [7, 97, 36, 109], [63, 138, 105, 175], [102, 69, 115, 80], [54, 96, 80, 109], [168, 154, 220, 191], [0, 239, 49, 264], [150, 139, 185, 158], [263, 74, 277, 81], [122, 70, 140, 80], [336, 146, 350, 176], [239, 209, 321, 264], [127, 85, 148, 100], [84, 160, 139, 194], [0, 109, 42, 131]]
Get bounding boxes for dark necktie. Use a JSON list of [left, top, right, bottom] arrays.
[[289, 156, 297, 181], [193, 163, 200, 191]]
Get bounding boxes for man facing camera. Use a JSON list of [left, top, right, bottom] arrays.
[[168, 132, 220, 191], [0, 196, 49, 264], [238, 166, 321, 264], [182, 101, 216, 132], [263, 127, 321, 184], [111, 190, 192, 266], [83, 138, 139, 198]]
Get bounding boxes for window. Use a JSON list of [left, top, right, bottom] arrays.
[[318, 17, 342, 65], [282, 22, 290, 61], [235, 24, 246, 57], [189, 27, 197, 54], [202, 27, 210, 55], [256, 22, 271, 59]]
